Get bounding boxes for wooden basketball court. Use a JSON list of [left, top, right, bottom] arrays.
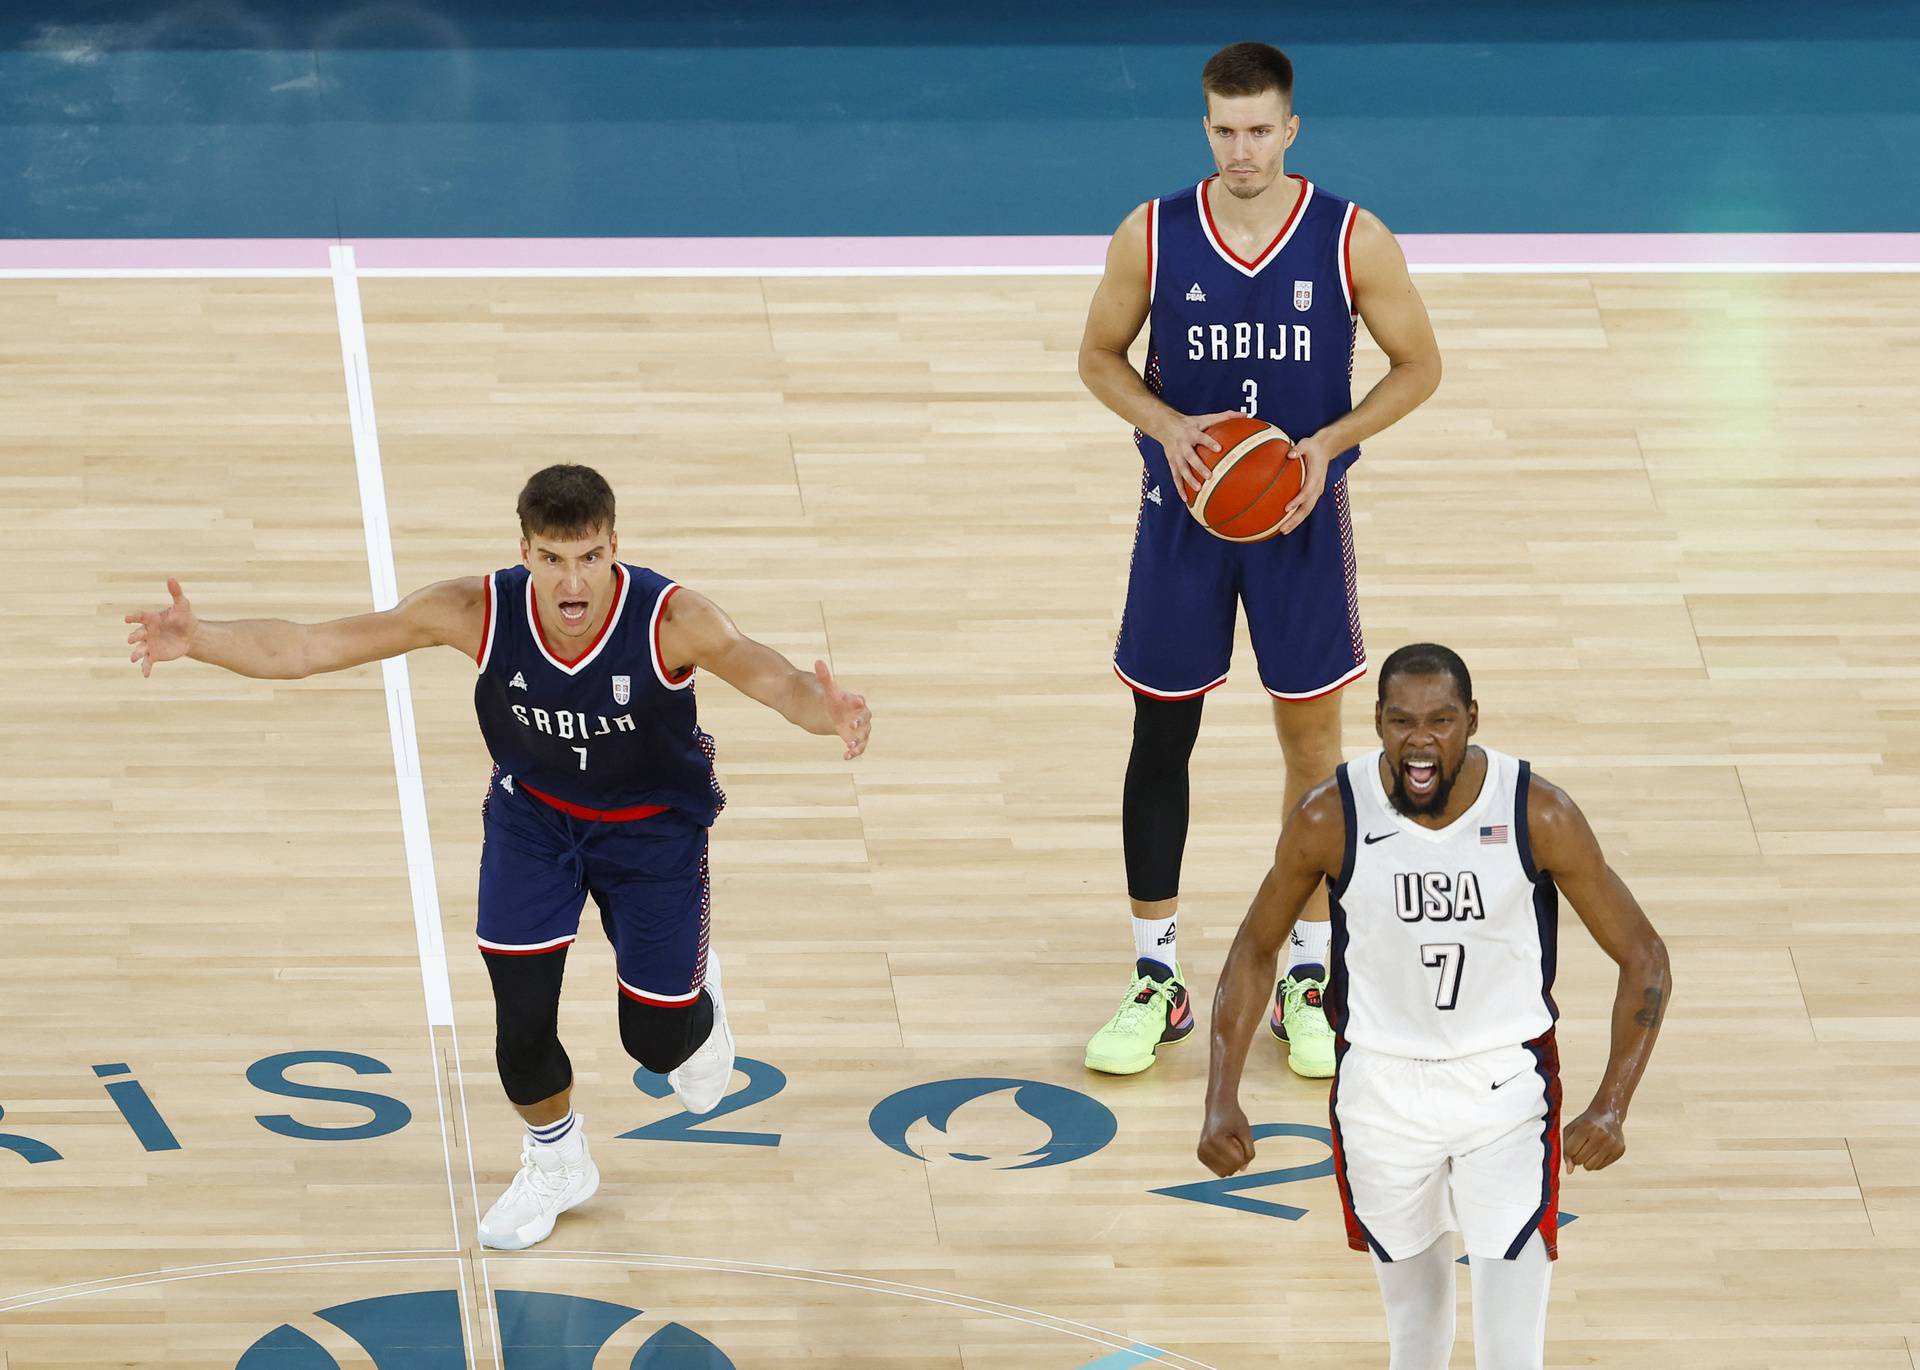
[[0, 268, 1915, 1367]]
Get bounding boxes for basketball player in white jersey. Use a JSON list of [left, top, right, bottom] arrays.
[[1198, 644, 1671, 1368]]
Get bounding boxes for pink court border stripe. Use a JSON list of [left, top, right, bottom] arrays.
[[1, 233, 1917, 274]]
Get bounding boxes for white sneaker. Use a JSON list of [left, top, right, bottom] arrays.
[[667, 955, 735, 1114], [477, 1122, 599, 1251]]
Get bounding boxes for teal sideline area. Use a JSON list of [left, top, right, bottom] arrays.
[[4, 0, 1916, 239]]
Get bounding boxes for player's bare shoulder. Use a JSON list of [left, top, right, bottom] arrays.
[[1098, 201, 1153, 293], [1079, 201, 1158, 368], [1522, 767, 1595, 872], [1283, 771, 1349, 878], [1114, 199, 1153, 248], [398, 575, 489, 663], [1345, 207, 1410, 283]]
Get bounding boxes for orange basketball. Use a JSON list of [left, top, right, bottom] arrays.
[[1181, 416, 1301, 541]]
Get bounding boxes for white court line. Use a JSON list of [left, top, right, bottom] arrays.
[[328, 243, 454, 1029], [329, 243, 483, 1369], [481, 1257, 503, 1370], [6, 262, 1920, 280], [0, 267, 333, 279]]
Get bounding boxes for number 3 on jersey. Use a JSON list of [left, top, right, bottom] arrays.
[[1241, 378, 1258, 416]]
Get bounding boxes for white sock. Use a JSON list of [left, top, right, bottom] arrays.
[[1287, 917, 1331, 975], [527, 1110, 577, 1149], [1133, 913, 1178, 973]]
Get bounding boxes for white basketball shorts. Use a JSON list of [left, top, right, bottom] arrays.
[[1329, 1030, 1564, 1263]]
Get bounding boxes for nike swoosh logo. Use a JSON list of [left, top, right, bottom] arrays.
[[1491, 1071, 1528, 1091], [1363, 831, 1396, 845]]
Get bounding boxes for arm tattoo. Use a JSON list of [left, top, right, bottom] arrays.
[[1633, 987, 1664, 1029]]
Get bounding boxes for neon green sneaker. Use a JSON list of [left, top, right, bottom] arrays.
[[1271, 963, 1335, 1079], [1084, 959, 1195, 1076]]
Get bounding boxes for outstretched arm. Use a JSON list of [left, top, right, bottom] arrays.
[[1528, 773, 1672, 1173], [126, 576, 484, 679], [657, 588, 870, 760], [1198, 780, 1347, 1177]]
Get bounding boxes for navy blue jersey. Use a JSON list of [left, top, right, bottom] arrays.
[[1138, 174, 1361, 488], [473, 562, 726, 826]]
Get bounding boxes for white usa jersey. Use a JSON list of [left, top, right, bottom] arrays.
[[1325, 747, 1558, 1059]]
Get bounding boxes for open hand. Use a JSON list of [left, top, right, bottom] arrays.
[[125, 577, 197, 677], [815, 660, 871, 760]]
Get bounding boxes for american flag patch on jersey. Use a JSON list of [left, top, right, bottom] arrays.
[[1480, 825, 1509, 844]]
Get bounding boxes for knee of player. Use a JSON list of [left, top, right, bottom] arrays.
[[618, 994, 708, 1073], [1271, 698, 1343, 770], [1129, 693, 1205, 769], [494, 1032, 571, 1105]]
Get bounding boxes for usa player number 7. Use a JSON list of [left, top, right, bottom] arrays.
[[1420, 942, 1465, 1010]]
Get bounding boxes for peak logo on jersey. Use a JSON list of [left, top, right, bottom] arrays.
[[1186, 282, 1207, 302], [1146, 485, 1163, 506], [1392, 870, 1488, 923], [238, 1289, 736, 1367], [509, 671, 528, 690], [1293, 279, 1313, 311], [613, 674, 631, 706], [868, 1078, 1117, 1170]]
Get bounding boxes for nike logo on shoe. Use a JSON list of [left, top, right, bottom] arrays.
[[1363, 831, 1397, 844]]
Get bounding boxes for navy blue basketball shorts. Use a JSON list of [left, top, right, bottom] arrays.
[[476, 769, 711, 1006], [1114, 470, 1366, 701]]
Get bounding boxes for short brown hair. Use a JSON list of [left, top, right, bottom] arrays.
[[1202, 42, 1294, 109], [516, 464, 615, 540]]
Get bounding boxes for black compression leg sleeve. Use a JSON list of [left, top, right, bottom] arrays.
[[484, 946, 575, 1106], [1122, 691, 1205, 902], [618, 990, 717, 1075]]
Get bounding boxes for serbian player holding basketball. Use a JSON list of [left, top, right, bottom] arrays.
[[125, 465, 872, 1250], [1200, 645, 1671, 1368], [1078, 41, 1442, 1079]]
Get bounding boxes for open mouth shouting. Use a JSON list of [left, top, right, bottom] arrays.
[[557, 597, 591, 629]]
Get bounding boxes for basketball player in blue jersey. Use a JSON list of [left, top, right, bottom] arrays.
[[1199, 644, 1671, 1368], [1079, 41, 1443, 1079], [124, 464, 871, 1251]]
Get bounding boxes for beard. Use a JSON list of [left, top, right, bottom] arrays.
[[1387, 754, 1463, 817]]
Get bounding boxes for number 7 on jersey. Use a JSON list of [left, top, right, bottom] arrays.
[[1420, 942, 1465, 1010]]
